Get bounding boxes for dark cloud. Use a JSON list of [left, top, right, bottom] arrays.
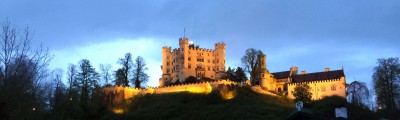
[[1, 0, 400, 86]]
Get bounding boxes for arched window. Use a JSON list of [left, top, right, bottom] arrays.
[[278, 88, 282, 92], [331, 84, 337, 91]]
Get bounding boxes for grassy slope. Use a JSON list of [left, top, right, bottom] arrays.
[[101, 86, 295, 120]]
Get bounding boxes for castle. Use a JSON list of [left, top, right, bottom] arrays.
[[158, 37, 346, 100], [256, 53, 346, 100], [159, 37, 226, 86]]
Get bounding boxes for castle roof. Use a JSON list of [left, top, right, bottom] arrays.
[[291, 70, 345, 83], [271, 71, 291, 79]]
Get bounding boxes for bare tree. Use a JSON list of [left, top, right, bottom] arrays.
[[0, 19, 52, 118], [373, 57, 400, 111], [347, 81, 370, 107], [99, 63, 112, 86], [118, 53, 132, 86], [241, 48, 263, 85], [49, 68, 66, 111], [133, 56, 149, 88], [66, 64, 77, 97]]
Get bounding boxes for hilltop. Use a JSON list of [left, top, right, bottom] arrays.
[[101, 86, 295, 120]]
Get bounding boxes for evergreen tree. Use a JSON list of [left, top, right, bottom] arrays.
[[234, 67, 247, 83], [76, 59, 99, 107], [114, 68, 125, 86]]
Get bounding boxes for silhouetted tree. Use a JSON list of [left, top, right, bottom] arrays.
[[99, 64, 112, 86], [241, 48, 263, 85], [66, 64, 78, 97], [234, 67, 247, 83], [373, 57, 400, 111], [224, 67, 235, 80], [49, 69, 67, 113], [76, 59, 99, 107], [114, 68, 125, 86], [133, 56, 149, 88], [118, 53, 133, 86], [347, 81, 370, 107], [293, 84, 312, 103], [0, 19, 52, 119]]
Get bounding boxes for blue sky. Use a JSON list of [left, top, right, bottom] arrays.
[[1, 0, 399, 87]]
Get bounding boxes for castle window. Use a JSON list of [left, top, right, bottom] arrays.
[[188, 57, 191, 61], [208, 66, 210, 71], [208, 59, 210, 63], [217, 60, 219, 63], [321, 86, 326, 92], [188, 64, 191, 69], [167, 62, 169, 66], [212, 60, 215, 63], [262, 74, 264, 77], [331, 85, 336, 91]]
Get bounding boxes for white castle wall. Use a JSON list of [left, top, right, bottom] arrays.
[[287, 77, 346, 100]]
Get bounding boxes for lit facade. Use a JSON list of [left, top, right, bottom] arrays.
[[159, 37, 226, 86], [257, 54, 347, 100]]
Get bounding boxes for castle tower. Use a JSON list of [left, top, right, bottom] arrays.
[[259, 54, 266, 72], [214, 42, 226, 79], [178, 37, 189, 82], [161, 46, 172, 85], [259, 54, 275, 91], [259, 54, 268, 87]]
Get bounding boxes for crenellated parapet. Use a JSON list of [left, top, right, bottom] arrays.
[[287, 78, 342, 86], [103, 80, 239, 102]]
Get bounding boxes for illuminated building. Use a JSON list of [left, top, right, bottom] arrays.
[[159, 37, 226, 86]]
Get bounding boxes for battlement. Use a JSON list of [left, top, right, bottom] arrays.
[[162, 46, 172, 52], [188, 44, 215, 52], [287, 78, 342, 86], [103, 80, 239, 101], [215, 42, 226, 47]]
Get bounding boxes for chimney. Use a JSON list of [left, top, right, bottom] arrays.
[[325, 68, 330, 72], [290, 67, 298, 75], [301, 70, 306, 75]]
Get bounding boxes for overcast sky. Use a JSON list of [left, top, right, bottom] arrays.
[[1, 0, 399, 87]]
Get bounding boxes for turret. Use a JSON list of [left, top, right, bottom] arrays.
[[214, 42, 226, 79], [258, 53, 266, 71], [161, 46, 172, 86], [179, 37, 189, 48], [178, 37, 189, 82]]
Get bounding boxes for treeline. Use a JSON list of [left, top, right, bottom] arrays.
[[0, 20, 150, 119]]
